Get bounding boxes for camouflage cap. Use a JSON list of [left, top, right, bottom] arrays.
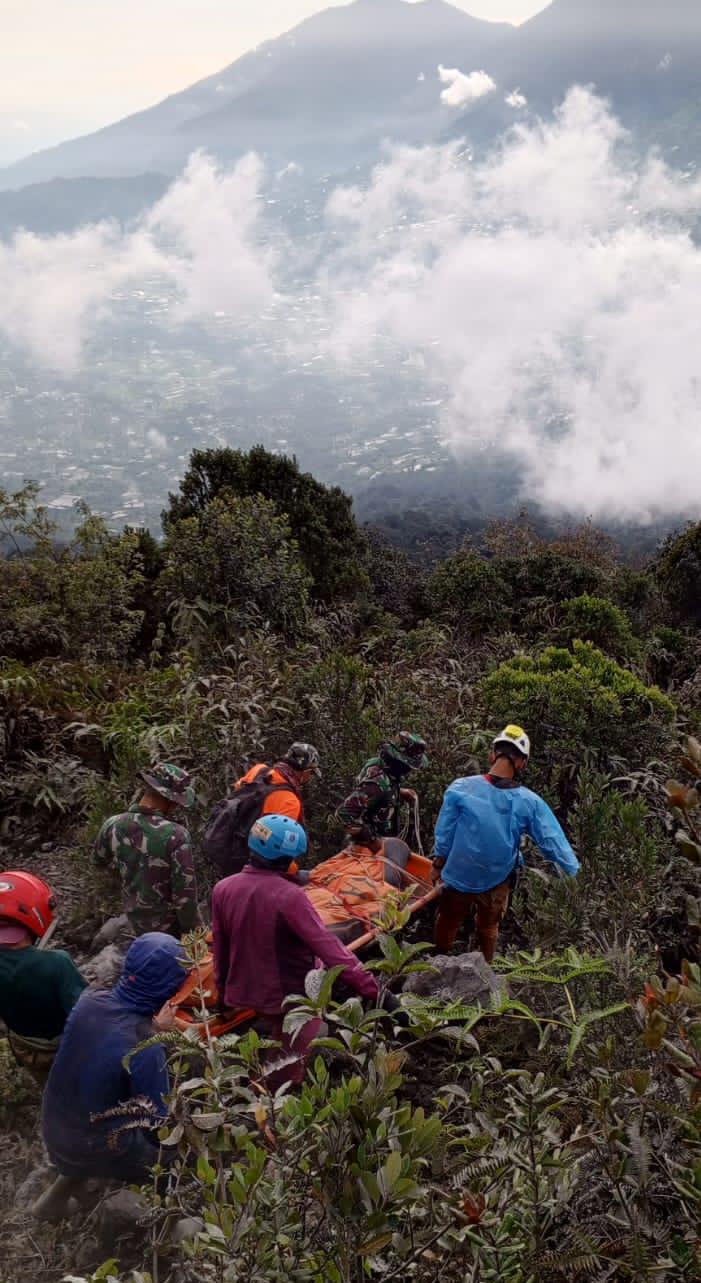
[[139, 763, 195, 808], [382, 732, 429, 771], [282, 742, 322, 776]]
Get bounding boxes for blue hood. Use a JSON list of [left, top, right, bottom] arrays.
[[115, 933, 188, 1015]]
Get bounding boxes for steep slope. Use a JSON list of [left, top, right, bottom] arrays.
[[0, 0, 515, 191], [501, 0, 701, 122]]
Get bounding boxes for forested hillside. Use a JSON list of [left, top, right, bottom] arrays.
[[0, 447, 699, 1282]]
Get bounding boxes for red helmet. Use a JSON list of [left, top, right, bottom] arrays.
[[0, 871, 56, 939]]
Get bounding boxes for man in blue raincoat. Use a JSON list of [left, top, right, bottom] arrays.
[[42, 933, 189, 1183], [432, 726, 580, 961]]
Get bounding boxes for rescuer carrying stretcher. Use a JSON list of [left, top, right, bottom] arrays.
[[432, 725, 580, 961]]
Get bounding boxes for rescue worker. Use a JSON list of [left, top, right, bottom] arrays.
[[336, 732, 428, 847], [234, 742, 321, 824], [94, 763, 199, 938], [211, 814, 380, 1087], [432, 726, 580, 962], [0, 871, 86, 1081], [42, 933, 189, 1184], [204, 743, 321, 878]]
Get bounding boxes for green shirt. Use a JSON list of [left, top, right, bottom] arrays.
[[0, 946, 87, 1040]]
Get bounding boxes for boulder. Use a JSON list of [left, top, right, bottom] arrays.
[[171, 1215, 205, 1246], [82, 943, 126, 988], [97, 1189, 149, 1253], [90, 914, 131, 953], [402, 952, 505, 1007]]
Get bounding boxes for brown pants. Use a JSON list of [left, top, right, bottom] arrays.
[[434, 879, 511, 963]]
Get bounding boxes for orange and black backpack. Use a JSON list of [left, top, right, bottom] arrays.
[[203, 769, 302, 877]]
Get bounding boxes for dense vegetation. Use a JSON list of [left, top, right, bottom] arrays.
[[0, 449, 699, 1283]]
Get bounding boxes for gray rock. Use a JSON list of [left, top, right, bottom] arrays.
[[90, 914, 131, 953], [402, 952, 506, 1007], [97, 1189, 149, 1252], [82, 943, 126, 988], [171, 1216, 205, 1245]]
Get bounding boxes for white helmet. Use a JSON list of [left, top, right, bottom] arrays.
[[493, 724, 531, 760]]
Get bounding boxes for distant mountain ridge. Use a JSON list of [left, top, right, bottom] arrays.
[[2, 0, 701, 220], [0, 0, 514, 192], [489, 0, 701, 127]]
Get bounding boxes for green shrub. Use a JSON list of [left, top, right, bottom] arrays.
[[656, 520, 701, 626], [164, 445, 368, 603], [162, 492, 312, 644], [500, 549, 606, 611], [560, 594, 638, 659], [483, 640, 675, 783], [427, 550, 510, 635]]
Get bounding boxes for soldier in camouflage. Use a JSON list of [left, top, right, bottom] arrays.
[[336, 732, 429, 848], [95, 764, 199, 938]]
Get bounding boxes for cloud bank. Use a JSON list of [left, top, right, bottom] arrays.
[[321, 88, 701, 522], [4, 89, 701, 523], [0, 151, 275, 370], [438, 66, 497, 109]]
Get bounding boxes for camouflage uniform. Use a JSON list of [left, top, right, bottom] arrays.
[[337, 733, 429, 840], [94, 764, 198, 937], [337, 759, 401, 839]]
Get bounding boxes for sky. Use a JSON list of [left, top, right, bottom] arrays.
[[0, 0, 546, 163]]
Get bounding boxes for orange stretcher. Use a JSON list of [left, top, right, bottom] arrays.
[[174, 842, 440, 1038]]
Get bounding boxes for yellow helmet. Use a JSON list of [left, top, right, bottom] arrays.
[[493, 725, 531, 760]]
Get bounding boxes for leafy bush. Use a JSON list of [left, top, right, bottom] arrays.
[[164, 445, 368, 603], [656, 520, 701, 626], [162, 492, 312, 644], [69, 936, 694, 1283], [500, 549, 606, 613], [483, 641, 675, 785], [427, 551, 510, 635], [559, 594, 639, 660]]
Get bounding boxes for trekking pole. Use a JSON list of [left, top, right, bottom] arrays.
[[37, 918, 59, 951]]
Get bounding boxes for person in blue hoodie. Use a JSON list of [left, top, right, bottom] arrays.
[[432, 726, 580, 961], [42, 933, 189, 1183]]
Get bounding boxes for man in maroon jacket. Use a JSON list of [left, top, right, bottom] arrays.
[[212, 814, 379, 1087]]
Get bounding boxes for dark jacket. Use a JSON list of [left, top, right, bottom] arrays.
[[42, 933, 187, 1181]]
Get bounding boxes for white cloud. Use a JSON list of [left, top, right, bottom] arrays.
[[657, 52, 673, 72], [505, 89, 528, 109], [0, 151, 276, 370], [438, 66, 496, 110], [7, 93, 701, 525], [277, 161, 303, 179], [145, 151, 276, 321], [146, 428, 168, 451], [318, 88, 701, 523], [0, 223, 160, 370]]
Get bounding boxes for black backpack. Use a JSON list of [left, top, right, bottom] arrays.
[[203, 769, 301, 877]]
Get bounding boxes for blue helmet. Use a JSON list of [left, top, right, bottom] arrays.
[[248, 814, 309, 861]]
